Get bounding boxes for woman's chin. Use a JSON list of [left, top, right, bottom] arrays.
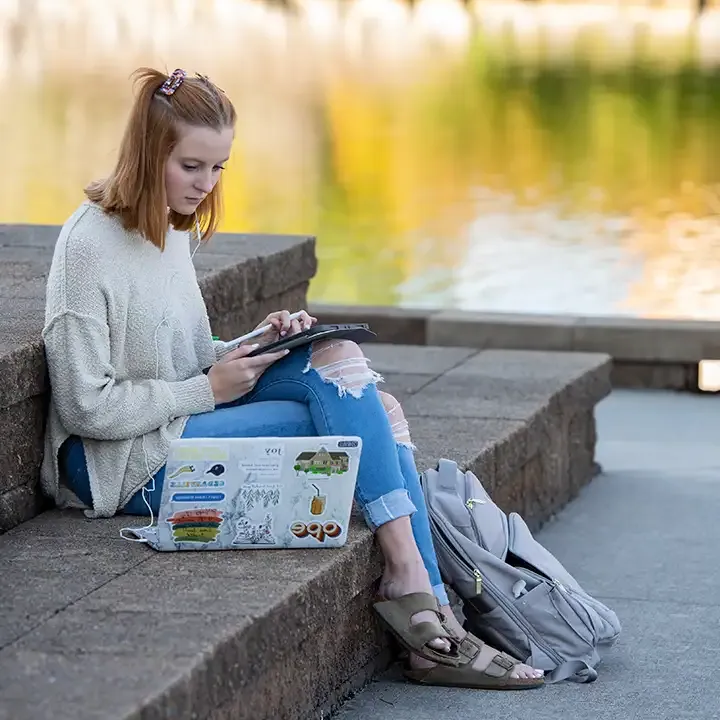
[[170, 200, 201, 215]]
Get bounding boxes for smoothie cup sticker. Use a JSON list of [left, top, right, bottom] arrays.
[[310, 484, 326, 515]]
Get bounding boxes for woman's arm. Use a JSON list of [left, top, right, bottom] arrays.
[[43, 309, 215, 441]]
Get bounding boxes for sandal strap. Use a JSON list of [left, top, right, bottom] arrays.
[[383, 592, 443, 617], [407, 620, 453, 648], [443, 630, 520, 675], [456, 635, 482, 665], [489, 653, 516, 674], [374, 592, 462, 667]]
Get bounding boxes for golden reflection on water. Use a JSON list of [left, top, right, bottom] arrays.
[[2, 0, 720, 318]]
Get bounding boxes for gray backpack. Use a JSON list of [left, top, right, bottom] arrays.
[[421, 459, 621, 683]]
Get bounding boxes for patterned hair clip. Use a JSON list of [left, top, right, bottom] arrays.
[[158, 69, 187, 96]]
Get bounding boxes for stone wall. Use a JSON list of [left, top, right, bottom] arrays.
[[311, 304, 718, 392]]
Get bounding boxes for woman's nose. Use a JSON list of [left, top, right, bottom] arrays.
[[195, 171, 214, 193]]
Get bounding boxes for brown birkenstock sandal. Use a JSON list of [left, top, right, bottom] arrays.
[[373, 592, 462, 667], [403, 632, 544, 690]]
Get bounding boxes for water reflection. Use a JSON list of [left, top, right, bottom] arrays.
[[2, 1, 720, 318]]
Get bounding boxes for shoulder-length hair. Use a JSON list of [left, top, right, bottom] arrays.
[[86, 68, 236, 250]]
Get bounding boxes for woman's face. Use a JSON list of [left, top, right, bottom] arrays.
[[165, 124, 234, 215]]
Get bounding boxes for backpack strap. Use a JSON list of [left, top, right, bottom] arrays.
[[545, 658, 599, 684]]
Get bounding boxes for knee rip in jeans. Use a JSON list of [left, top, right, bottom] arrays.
[[379, 391, 416, 451], [304, 340, 384, 399]]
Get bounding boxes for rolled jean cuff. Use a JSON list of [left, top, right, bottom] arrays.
[[362, 488, 417, 531], [433, 583, 450, 607]]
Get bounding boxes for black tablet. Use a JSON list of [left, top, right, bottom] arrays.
[[247, 323, 376, 357]]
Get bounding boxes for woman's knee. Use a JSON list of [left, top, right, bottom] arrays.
[[310, 339, 364, 364], [378, 391, 413, 447], [378, 390, 402, 417], [307, 340, 383, 398]]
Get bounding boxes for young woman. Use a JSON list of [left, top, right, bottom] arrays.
[[41, 68, 543, 690]]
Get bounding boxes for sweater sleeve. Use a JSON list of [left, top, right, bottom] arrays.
[[213, 339, 232, 362], [43, 310, 216, 441]]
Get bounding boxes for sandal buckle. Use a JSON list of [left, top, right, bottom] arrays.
[[493, 654, 515, 671], [457, 636, 482, 663]]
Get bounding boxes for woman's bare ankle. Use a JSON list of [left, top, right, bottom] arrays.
[[375, 516, 421, 558], [379, 559, 429, 598]]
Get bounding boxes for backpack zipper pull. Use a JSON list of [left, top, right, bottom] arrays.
[[465, 498, 486, 509], [473, 569, 483, 595]]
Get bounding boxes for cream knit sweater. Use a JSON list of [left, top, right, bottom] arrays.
[[41, 202, 222, 518]]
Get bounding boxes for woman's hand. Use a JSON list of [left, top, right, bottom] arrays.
[[207, 345, 289, 405], [252, 309, 317, 347]]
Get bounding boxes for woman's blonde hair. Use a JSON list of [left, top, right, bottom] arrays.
[[86, 68, 236, 250]]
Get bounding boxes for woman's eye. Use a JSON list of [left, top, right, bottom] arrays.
[[183, 164, 198, 172], [214, 165, 226, 172]]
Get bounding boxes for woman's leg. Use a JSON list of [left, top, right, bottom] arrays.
[[243, 341, 452, 655], [60, 400, 317, 516], [371, 386, 543, 680], [377, 391, 449, 606]]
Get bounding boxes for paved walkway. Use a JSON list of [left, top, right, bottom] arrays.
[[335, 389, 720, 720]]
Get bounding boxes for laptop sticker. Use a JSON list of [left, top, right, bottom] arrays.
[[167, 509, 223, 544], [168, 464, 196, 480], [293, 447, 349, 477], [290, 520, 342, 543], [205, 463, 226, 477], [232, 514, 276, 546]]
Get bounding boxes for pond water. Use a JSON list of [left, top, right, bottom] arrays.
[[2, 1, 720, 318]]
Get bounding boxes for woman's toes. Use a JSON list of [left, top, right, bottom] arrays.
[[510, 663, 544, 680], [428, 637, 451, 652]]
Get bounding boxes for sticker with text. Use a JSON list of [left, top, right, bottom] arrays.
[[167, 508, 223, 544], [238, 442, 285, 480], [168, 479, 225, 489], [290, 520, 342, 543]]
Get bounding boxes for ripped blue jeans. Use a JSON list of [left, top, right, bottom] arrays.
[[60, 341, 449, 606]]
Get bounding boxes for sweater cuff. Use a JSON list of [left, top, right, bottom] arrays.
[[168, 375, 216, 418], [213, 339, 233, 361]]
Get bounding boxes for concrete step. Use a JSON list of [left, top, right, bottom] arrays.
[[0, 345, 611, 720]]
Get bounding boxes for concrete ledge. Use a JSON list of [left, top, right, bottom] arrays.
[[0, 225, 317, 533], [311, 304, 715, 391], [0, 345, 611, 719]]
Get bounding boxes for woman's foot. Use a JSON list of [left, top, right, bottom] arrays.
[[408, 605, 544, 681]]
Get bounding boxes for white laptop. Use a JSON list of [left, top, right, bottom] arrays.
[[127, 436, 362, 551]]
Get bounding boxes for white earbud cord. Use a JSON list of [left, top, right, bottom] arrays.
[[191, 213, 202, 259], [119, 214, 202, 543]]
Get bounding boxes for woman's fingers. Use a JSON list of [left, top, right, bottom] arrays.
[[274, 310, 290, 336], [297, 310, 315, 330], [244, 349, 290, 368], [221, 344, 261, 362], [254, 309, 316, 337]]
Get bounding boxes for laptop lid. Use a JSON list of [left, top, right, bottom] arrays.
[[142, 436, 361, 551]]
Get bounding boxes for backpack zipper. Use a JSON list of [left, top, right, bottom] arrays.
[[473, 568, 483, 595], [463, 478, 485, 541], [430, 512, 565, 669], [465, 498, 486, 509], [463, 473, 508, 563]]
